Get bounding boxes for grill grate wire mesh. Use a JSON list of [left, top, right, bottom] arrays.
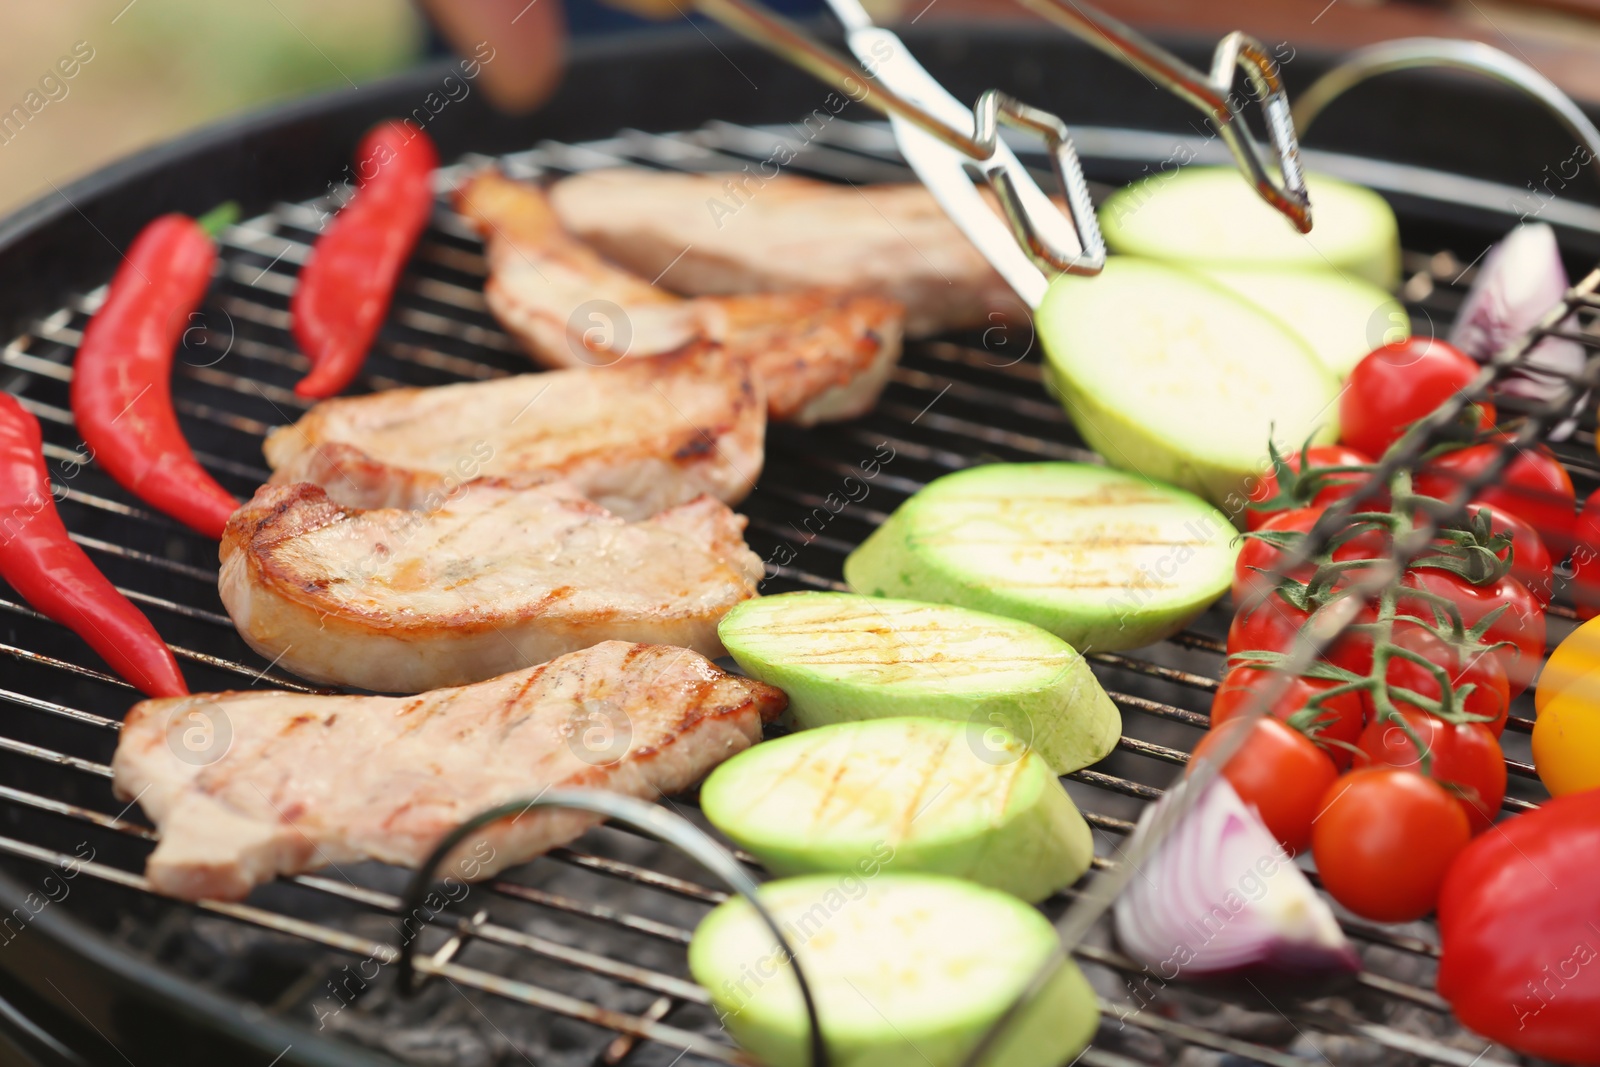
[[0, 116, 1592, 1067]]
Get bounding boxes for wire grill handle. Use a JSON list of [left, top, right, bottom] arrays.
[[1294, 37, 1600, 194], [395, 789, 829, 1067]]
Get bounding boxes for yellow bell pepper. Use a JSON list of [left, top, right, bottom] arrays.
[[1533, 616, 1600, 796], [1533, 693, 1600, 796], [1535, 613, 1600, 714]]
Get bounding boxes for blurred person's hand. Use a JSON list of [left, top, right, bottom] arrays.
[[418, 0, 568, 112], [418, 0, 682, 113]]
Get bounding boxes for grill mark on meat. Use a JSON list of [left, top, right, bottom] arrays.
[[400, 688, 465, 733], [494, 670, 548, 740], [501, 670, 543, 716]]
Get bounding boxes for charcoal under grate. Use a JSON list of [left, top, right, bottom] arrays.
[[0, 113, 1588, 1067]]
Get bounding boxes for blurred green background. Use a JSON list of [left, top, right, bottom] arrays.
[[0, 0, 422, 215], [7, 0, 1600, 222]]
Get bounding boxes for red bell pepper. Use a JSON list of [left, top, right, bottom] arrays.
[[291, 121, 438, 399], [71, 211, 240, 540], [0, 393, 187, 697], [1437, 789, 1600, 1062]]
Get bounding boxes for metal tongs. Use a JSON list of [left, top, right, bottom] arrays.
[[688, 0, 1311, 308]]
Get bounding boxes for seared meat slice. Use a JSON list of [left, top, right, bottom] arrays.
[[219, 480, 763, 693], [263, 340, 763, 520], [454, 171, 903, 425], [549, 168, 1027, 337], [113, 642, 787, 901]]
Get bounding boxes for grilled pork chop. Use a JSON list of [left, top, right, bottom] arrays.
[[454, 171, 904, 425], [113, 642, 787, 901], [263, 340, 763, 520], [219, 480, 763, 693], [549, 169, 1027, 337]]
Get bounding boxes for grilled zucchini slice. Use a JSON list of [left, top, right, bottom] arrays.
[[1197, 264, 1409, 380], [717, 592, 1119, 773], [689, 873, 1099, 1067], [1038, 258, 1340, 508], [1099, 166, 1401, 288], [843, 463, 1236, 652], [700, 717, 1094, 901]]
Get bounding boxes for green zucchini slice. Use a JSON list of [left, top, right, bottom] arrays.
[[718, 592, 1119, 773], [1197, 264, 1409, 380], [843, 463, 1236, 653], [1099, 166, 1401, 288], [1037, 258, 1340, 507], [688, 873, 1099, 1067], [700, 717, 1094, 901]]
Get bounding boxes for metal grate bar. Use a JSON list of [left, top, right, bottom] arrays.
[[0, 688, 120, 730], [0, 598, 318, 692]]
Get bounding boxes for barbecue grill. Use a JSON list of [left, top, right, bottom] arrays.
[[0, 23, 1597, 1067]]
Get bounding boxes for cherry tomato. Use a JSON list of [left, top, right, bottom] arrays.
[[1466, 502, 1552, 606], [1193, 717, 1337, 855], [1354, 710, 1507, 833], [1414, 440, 1576, 557], [1246, 445, 1376, 531], [1211, 664, 1366, 770], [1226, 589, 1312, 659], [1318, 601, 1381, 679], [1450, 647, 1511, 736], [1233, 507, 1320, 604], [1568, 488, 1600, 619], [1311, 767, 1471, 922], [1232, 511, 1389, 605], [1339, 339, 1493, 459], [1238, 599, 1382, 679], [1372, 622, 1509, 735], [1399, 568, 1544, 698]]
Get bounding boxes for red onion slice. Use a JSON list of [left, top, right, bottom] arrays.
[[1113, 779, 1359, 981], [1449, 223, 1587, 439]]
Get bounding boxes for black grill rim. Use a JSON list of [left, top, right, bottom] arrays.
[[2, 22, 1599, 1067]]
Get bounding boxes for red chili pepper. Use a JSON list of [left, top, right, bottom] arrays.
[[0, 393, 187, 697], [291, 121, 439, 399], [71, 211, 239, 539]]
